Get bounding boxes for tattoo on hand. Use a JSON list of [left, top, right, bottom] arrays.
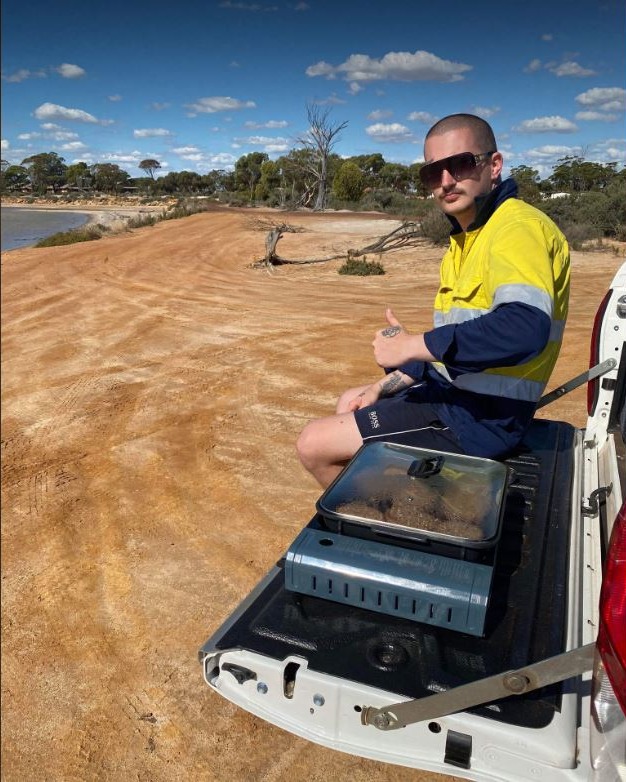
[[381, 325, 402, 338]]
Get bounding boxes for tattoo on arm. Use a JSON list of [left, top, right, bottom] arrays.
[[379, 371, 411, 397]]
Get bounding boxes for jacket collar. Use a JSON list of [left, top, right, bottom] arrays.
[[447, 177, 519, 235]]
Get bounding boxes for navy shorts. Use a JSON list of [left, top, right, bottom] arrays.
[[353, 388, 464, 453]]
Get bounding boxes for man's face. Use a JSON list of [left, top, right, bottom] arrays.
[[423, 127, 503, 229]]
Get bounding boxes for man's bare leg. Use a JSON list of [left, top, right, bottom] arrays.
[[296, 410, 364, 488]]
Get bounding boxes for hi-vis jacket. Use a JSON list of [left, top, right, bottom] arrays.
[[399, 178, 570, 459]]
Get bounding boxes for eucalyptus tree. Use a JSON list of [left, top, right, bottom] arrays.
[[348, 153, 386, 186], [90, 163, 131, 193], [378, 162, 410, 193], [139, 159, 161, 180], [0, 164, 30, 193], [509, 165, 541, 203], [65, 162, 92, 191], [21, 152, 67, 194], [234, 152, 268, 201]]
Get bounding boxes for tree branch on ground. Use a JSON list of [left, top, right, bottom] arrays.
[[251, 221, 430, 269]]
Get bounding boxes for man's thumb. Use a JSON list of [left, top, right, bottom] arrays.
[[386, 307, 401, 326]]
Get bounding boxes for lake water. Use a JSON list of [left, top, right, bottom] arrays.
[[1, 207, 91, 251]]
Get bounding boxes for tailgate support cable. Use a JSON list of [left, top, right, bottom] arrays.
[[361, 643, 595, 731], [536, 358, 616, 409]]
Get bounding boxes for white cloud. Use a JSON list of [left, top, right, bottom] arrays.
[[348, 81, 362, 94], [237, 134, 289, 152], [592, 138, 626, 164], [1, 139, 9, 151], [244, 120, 288, 129], [407, 110, 438, 123], [100, 151, 144, 165], [33, 102, 113, 125], [185, 96, 256, 114], [575, 87, 626, 112], [294, 1, 309, 9], [208, 152, 237, 166], [151, 102, 170, 111], [176, 152, 205, 161], [365, 122, 413, 142], [524, 58, 542, 73], [471, 105, 500, 119], [525, 145, 581, 159], [514, 115, 578, 133], [39, 126, 80, 141], [108, 94, 122, 102], [56, 63, 86, 79], [526, 59, 596, 78], [133, 128, 173, 138], [172, 146, 201, 155], [368, 109, 392, 121], [20, 128, 79, 143], [575, 110, 619, 122], [306, 61, 336, 79], [60, 141, 87, 151], [1, 68, 46, 83], [315, 93, 347, 105], [541, 33, 553, 41], [547, 61, 596, 78], [306, 50, 472, 85]]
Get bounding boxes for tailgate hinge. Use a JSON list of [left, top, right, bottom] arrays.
[[582, 483, 613, 517], [361, 643, 595, 731]]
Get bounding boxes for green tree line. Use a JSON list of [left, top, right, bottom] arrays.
[[2, 149, 625, 244]]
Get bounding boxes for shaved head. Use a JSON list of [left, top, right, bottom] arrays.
[[425, 114, 497, 156]]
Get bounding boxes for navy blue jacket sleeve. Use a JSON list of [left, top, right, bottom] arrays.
[[416, 302, 551, 376]]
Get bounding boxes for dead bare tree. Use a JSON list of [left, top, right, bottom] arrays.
[[297, 104, 348, 211], [252, 221, 429, 269]]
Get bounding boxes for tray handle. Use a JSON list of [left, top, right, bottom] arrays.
[[407, 455, 444, 479]]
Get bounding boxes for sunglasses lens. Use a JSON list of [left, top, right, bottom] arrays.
[[419, 162, 441, 188], [447, 153, 476, 181], [419, 152, 478, 188]]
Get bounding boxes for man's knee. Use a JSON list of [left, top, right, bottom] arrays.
[[296, 420, 322, 468]]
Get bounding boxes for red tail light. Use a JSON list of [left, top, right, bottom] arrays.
[[597, 501, 626, 713], [588, 289, 613, 415]]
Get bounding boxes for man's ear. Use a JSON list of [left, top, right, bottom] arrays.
[[491, 152, 504, 182]]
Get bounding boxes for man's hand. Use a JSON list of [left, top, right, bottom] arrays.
[[373, 308, 433, 368], [346, 384, 381, 412]]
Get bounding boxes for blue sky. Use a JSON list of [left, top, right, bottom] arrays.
[[2, 0, 625, 180]]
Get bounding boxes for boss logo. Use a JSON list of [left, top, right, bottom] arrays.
[[368, 410, 380, 429]]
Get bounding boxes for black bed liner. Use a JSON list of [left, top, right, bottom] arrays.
[[214, 418, 577, 729]]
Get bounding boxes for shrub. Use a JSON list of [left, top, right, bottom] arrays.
[[35, 224, 108, 247], [332, 162, 365, 202], [420, 207, 450, 245], [338, 256, 385, 276]]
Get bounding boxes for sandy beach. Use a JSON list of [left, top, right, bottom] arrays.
[[1, 206, 624, 782], [2, 198, 170, 236]]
